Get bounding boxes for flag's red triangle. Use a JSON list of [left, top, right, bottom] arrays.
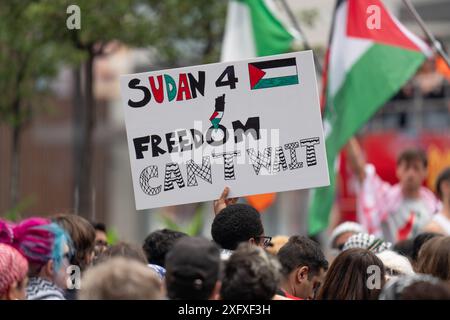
[[347, 0, 421, 52], [248, 64, 266, 89], [209, 111, 219, 121]]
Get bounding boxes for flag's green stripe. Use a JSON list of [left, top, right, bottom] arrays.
[[253, 75, 298, 89], [241, 0, 293, 56], [211, 118, 221, 129], [308, 44, 425, 235], [326, 44, 425, 157]]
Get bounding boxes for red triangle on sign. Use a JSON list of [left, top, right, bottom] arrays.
[[248, 64, 266, 89], [347, 0, 421, 52], [209, 111, 219, 121]]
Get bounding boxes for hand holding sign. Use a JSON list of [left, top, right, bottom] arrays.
[[213, 187, 239, 216]]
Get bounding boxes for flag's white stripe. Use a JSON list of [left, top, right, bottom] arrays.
[[328, 1, 372, 98], [263, 0, 302, 42], [263, 65, 297, 78], [221, 1, 256, 61]]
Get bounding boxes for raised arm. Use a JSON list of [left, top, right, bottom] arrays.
[[213, 187, 239, 215], [345, 137, 367, 184]]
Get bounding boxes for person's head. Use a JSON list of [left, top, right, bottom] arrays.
[[318, 248, 386, 300], [165, 237, 221, 300], [220, 243, 281, 300], [329, 221, 365, 251], [0, 217, 72, 290], [277, 236, 328, 299], [211, 204, 267, 250], [396, 149, 428, 194], [342, 233, 391, 253], [379, 274, 450, 300], [0, 244, 29, 300], [79, 257, 163, 300], [411, 232, 441, 264], [436, 167, 450, 203], [265, 235, 289, 256], [376, 250, 415, 280], [416, 236, 450, 282], [392, 239, 415, 262], [91, 222, 108, 256], [52, 214, 96, 271], [96, 242, 148, 265], [142, 229, 188, 267]]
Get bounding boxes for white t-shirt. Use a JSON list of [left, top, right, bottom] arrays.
[[430, 213, 450, 235], [356, 164, 441, 243]]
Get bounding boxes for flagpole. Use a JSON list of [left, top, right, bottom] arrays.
[[277, 0, 323, 73], [402, 0, 450, 68]]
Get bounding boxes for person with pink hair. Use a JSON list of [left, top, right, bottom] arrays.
[[0, 243, 29, 300], [0, 217, 72, 300]]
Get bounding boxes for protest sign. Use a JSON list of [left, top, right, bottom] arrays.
[[120, 50, 329, 210]]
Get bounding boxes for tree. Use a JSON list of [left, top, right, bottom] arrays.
[[32, 0, 154, 218], [2, 0, 226, 219], [0, 1, 72, 213], [145, 0, 227, 66], [36, 0, 226, 218]]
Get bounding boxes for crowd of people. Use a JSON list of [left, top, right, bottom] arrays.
[[1, 154, 450, 300]]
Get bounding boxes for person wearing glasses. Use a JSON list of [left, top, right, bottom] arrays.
[[92, 222, 109, 257], [0, 217, 72, 300], [277, 236, 329, 300], [52, 214, 97, 300], [212, 187, 272, 260], [328, 221, 365, 258]]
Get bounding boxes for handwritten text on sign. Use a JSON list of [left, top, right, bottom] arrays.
[[120, 51, 329, 210]]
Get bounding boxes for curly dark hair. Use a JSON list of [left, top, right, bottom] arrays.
[[211, 204, 264, 250], [277, 236, 328, 278], [220, 243, 281, 300], [142, 229, 188, 267]]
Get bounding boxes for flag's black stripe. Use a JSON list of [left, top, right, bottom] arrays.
[[214, 94, 225, 112], [250, 57, 296, 70]]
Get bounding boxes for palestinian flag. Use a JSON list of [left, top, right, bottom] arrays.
[[210, 94, 225, 129], [221, 0, 300, 62], [248, 57, 299, 90], [308, 0, 432, 235]]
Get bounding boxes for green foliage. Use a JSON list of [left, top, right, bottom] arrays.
[[297, 8, 319, 28], [30, 0, 154, 55], [106, 228, 119, 245], [159, 205, 205, 236], [4, 196, 37, 221], [146, 0, 227, 66], [0, 1, 73, 127], [0, 0, 227, 125]]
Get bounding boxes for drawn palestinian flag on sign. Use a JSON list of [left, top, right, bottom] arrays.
[[248, 57, 299, 90], [209, 94, 226, 129]]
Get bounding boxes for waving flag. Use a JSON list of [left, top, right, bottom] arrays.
[[308, 0, 431, 235], [221, 0, 300, 61]]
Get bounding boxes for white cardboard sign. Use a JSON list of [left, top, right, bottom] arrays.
[[120, 50, 329, 210]]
